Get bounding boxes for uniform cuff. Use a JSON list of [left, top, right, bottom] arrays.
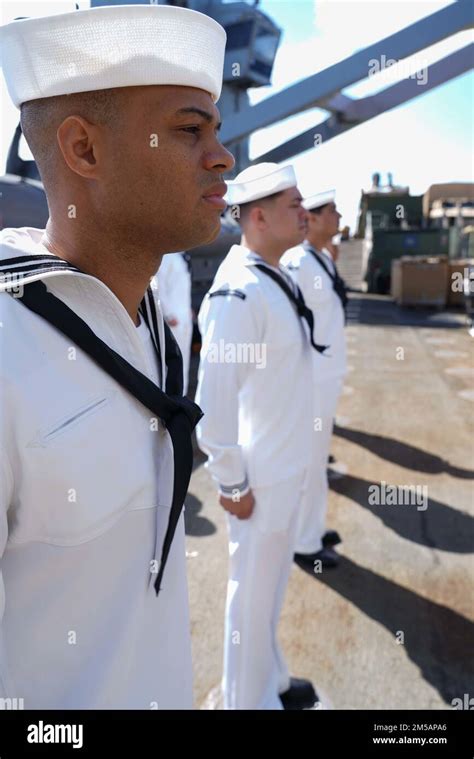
[[218, 477, 250, 500]]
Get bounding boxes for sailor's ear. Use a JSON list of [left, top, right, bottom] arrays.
[[250, 204, 268, 230], [56, 115, 103, 180]]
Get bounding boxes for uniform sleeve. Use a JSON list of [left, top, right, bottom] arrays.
[[195, 291, 260, 497], [0, 454, 13, 697]]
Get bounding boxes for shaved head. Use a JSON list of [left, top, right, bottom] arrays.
[[237, 190, 284, 227]]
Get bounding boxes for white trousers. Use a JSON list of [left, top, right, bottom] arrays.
[[295, 376, 343, 555], [222, 471, 307, 710]]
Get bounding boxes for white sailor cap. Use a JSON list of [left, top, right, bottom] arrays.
[[303, 189, 336, 211], [0, 4, 226, 109], [225, 163, 297, 206]]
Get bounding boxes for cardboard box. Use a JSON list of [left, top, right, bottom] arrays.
[[391, 257, 448, 306], [447, 259, 474, 306]]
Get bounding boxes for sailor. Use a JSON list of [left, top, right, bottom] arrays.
[[0, 4, 233, 709], [195, 162, 322, 710], [156, 252, 193, 394], [282, 190, 348, 569]]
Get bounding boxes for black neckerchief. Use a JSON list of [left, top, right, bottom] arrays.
[[253, 263, 328, 354], [1, 253, 202, 595], [305, 245, 348, 313]]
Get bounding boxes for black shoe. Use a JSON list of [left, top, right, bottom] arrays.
[[280, 677, 319, 710], [294, 547, 340, 570], [322, 529, 342, 548]]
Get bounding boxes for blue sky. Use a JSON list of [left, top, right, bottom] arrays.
[[1, 0, 473, 229], [249, 0, 474, 228]]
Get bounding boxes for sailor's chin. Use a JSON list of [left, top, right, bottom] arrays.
[[202, 216, 222, 244]]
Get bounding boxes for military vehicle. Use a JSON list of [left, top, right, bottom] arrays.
[[357, 173, 472, 294]]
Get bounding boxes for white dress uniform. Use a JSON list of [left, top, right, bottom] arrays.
[[156, 253, 193, 394], [196, 239, 314, 709], [0, 3, 227, 709], [282, 221, 347, 554], [0, 227, 193, 709]]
